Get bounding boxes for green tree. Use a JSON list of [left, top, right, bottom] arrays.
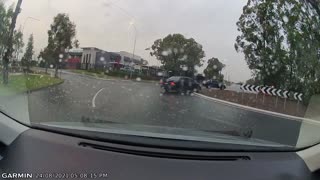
[[43, 13, 77, 77], [150, 34, 205, 77], [235, 0, 320, 102], [306, 0, 320, 16], [21, 34, 34, 72], [2, 0, 23, 84], [13, 27, 24, 61], [73, 39, 80, 48], [203, 57, 225, 81], [0, 2, 13, 59], [0, 3, 24, 62], [246, 77, 261, 86]]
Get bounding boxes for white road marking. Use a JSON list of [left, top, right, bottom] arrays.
[[92, 88, 105, 108]]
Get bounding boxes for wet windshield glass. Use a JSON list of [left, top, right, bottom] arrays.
[[1, 0, 320, 150]]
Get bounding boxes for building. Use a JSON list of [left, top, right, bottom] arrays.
[[66, 48, 82, 69], [81, 47, 101, 70], [95, 51, 122, 70], [141, 65, 163, 76], [65, 47, 145, 71], [117, 51, 143, 70]]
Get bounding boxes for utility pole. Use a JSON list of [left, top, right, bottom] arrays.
[[2, 0, 23, 85]]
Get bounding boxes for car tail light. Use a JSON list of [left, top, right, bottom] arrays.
[[170, 82, 176, 86]]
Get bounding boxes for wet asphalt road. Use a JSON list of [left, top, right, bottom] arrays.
[[22, 71, 303, 146]]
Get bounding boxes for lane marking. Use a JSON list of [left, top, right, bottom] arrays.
[[194, 93, 320, 125], [92, 88, 105, 108]]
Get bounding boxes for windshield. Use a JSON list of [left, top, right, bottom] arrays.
[[1, 0, 320, 150]]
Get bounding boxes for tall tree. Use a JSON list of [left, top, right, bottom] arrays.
[[150, 34, 205, 77], [2, 0, 23, 84], [73, 39, 80, 48], [235, 0, 320, 101], [203, 57, 225, 80], [44, 13, 77, 77], [306, 0, 320, 16], [13, 27, 24, 61], [0, 2, 11, 58], [0, 3, 23, 62], [21, 34, 34, 72]]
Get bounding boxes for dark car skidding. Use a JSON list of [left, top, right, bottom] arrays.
[[160, 76, 201, 94]]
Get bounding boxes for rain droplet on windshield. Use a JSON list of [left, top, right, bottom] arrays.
[[136, 77, 142, 81], [100, 57, 105, 61], [213, 65, 218, 69], [182, 66, 188, 71], [179, 55, 188, 61], [173, 48, 178, 54], [157, 72, 163, 76], [50, 64, 54, 68], [283, 16, 289, 23], [161, 51, 169, 56]]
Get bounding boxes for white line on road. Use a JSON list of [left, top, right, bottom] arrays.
[[92, 88, 105, 108]]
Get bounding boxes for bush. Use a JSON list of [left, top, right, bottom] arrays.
[[88, 69, 104, 74]]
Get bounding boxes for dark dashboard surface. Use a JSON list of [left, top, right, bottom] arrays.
[[0, 129, 319, 180]]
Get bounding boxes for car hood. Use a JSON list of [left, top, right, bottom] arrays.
[[37, 121, 292, 149]]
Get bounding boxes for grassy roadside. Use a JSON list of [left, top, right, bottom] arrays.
[[69, 69, 159, 82], [199, 88, 307, 117], [0, 74, 64, 95], [70, 69, 106, 78]]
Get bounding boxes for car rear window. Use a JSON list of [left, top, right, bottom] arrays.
[[167, 77, 181, 81]]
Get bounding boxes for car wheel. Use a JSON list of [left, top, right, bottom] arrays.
[[178, 88, 186, 95], [161, 88, 168, 94], [197, 86, 201, 93]]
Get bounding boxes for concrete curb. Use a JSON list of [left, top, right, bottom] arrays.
[[32, 68, 159, 84], [194, 92, 311, 123], [27, 79, 65, 93], [68, 71, 158, 84]]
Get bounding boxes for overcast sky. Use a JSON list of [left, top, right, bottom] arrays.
[[5, 0, 251, 82]]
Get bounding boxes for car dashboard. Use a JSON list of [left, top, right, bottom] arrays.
[[1, 127, 320, 180]]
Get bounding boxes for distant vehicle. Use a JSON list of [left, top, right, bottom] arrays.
[[160, 76, 201, 94], [120, 67, 134, 72], [203, 80, 226, 90]]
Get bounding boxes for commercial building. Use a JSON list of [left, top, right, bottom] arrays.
[[65, 47, 146, 71], [66, 48, 82, 69]]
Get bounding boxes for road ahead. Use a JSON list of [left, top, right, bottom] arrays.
[[0, 69, 292, 145], [20, 71, 302, 146]]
